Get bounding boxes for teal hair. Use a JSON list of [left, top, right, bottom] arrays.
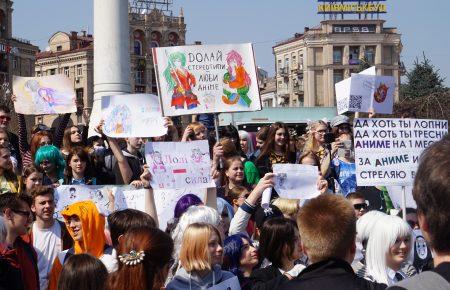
[[34, 145, 66, 179], [163, 52, 187, 91]]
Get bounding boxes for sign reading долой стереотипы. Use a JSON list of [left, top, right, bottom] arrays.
[[354, 118, 448, 186]]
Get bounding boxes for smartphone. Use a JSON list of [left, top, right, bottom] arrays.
[[324, 132, 336, 144]]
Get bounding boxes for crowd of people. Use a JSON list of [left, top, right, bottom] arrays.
[[0, 103, 448, 290]]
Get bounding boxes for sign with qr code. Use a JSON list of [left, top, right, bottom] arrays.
[[354, 118, 448, 186], [335, 67, 395, 115]]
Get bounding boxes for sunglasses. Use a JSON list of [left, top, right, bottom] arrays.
[[353, 203, 368, 211]]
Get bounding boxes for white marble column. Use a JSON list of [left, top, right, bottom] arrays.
[[88, 0, 131, 136]]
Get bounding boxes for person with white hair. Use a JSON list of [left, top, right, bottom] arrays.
[[239, 130, 255, 160], [362, 215, 417, 286], [167, 205, 220, 284], [352, 211, 387, 274]]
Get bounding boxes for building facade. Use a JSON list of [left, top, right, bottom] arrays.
[[273, 20, 402, 107], [35, 3, 186, 127], [0, 0, 39, 90]]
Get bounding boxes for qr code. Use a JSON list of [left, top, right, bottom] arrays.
[[349, 95, 362, 110]]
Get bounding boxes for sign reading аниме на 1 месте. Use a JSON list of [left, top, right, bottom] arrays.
[[354, 118, 448, 186]]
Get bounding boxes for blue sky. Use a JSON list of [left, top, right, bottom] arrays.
[[12, 0, 450, 85]]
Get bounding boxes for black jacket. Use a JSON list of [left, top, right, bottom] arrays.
[[278, 258, 387, 290], [250, 264, 290, 290]]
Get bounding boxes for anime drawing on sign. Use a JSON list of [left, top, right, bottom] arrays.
[[163, 52, 199, 110], [222, 50, 252, 107], [104, 104, 132, 134], [150, 151, 175, 188], [373, 82, 389, 103], [24, 79, 62, 114], [190, 147, 209, 176]]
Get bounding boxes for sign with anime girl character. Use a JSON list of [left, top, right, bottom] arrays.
[[152, 43, 261, 116], [145, 140, 212, 189], [12, 75, 76, 115], [101, 93, 167, 138]]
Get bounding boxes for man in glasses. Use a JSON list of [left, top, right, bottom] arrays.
[[0, 105, 21, 169], [0, 192, 39, 290], [346, 192, 368, 219]]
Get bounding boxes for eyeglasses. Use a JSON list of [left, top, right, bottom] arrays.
[[12, 209, 31, 218], [315, 130, 327, 134], [0, 116, 11, 121], [353, 203, 368, 211]]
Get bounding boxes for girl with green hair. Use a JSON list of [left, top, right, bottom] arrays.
[[163, 52, 199, 110], [35, 145, 66, 186]]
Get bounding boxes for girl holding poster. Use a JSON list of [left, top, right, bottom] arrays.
[[163, 52, 199, 110]]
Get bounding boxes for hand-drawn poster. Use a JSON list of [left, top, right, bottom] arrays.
[[272, 164, 320, 200], [152, 188, 206, 230], [145, 140, 212, 190], [13, 75, 76, 115], [54, 185, 146, 219], [152, 43, 261, 116], [354, 118, 448, 186], [336, 67, 395, 115], [101, 93, 167, 138]]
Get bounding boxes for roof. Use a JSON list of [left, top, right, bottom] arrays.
[[218, 107, 338, 126], [36, 44, 93, 59]]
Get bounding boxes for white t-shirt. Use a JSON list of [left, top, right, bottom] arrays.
[[33, 222, 62, 290]]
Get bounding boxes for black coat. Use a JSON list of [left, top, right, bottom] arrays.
[[250, 264, 290, 290], [278, 258, 387, 290]]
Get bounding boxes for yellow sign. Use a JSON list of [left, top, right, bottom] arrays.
[[318, 3, 387, 14]]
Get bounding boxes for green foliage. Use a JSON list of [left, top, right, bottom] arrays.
[[356, 57, 372, 73], [401, 53, 446, 99]]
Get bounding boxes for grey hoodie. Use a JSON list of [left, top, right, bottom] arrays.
[[166, 264, 236, 290]]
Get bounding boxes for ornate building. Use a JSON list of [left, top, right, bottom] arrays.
[[273, 20, 402, 107]]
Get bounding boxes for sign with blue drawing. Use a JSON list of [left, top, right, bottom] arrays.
[[101, 93, 167, 138]]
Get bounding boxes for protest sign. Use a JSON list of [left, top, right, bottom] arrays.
[[354, 118, 448, 186], [101, 93, 167, 138], [152, 43, 261, 116], [152, 188, 207, 230], [13, 75, 76, 115], [335, 67, 395, 115], [145, 140, 212, 190], [272, 164, 320, 200], [54, 185, 146, 218]]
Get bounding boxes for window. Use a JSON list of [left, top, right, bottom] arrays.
[[349, 46, 360, 65], [63, 67, 69, 77], [134, 40, 143, 55], [365, 46, 376, 64], [135, 69, 145, 85], [384, 69, 393, 76], [150, 41, 159, 48], [76, 65, 83, 76], [333, 70, 344, 84], [135, 86, 145, 93], [299, 54, 303, 69], [383, 46, 395, 65], [284, 57, 290, 71], [333, 47, 343, 64], [56, 45, 62, 52], [50, 69, 56, 75]]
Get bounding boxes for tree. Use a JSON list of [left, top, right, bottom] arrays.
[[401, 53, 446, 99], [356, 57, 372, 73]]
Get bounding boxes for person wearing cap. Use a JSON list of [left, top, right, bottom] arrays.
[[330, 115, 352, 139]]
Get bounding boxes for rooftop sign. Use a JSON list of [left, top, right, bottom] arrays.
[[318, 1, 387, 14]]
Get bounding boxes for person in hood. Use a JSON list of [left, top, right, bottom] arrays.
[[166, 223, 235, 290], [47, 200, 116, 290]]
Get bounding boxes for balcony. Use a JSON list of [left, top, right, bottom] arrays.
[[293, 83, 304, 94], [279, 67, 289, 77]]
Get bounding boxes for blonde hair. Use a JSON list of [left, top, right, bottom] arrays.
[[304, 120, 327, 153], [179, 223, 222, 272], [189, 122, 206, 134], [272, 198, 299, 218]]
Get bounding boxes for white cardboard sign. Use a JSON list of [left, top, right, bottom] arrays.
[[272, 164, 320, 200]]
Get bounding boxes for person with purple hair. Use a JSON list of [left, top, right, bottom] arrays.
[[165, 194, 203, 234], [223, 233, 259, 290]]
